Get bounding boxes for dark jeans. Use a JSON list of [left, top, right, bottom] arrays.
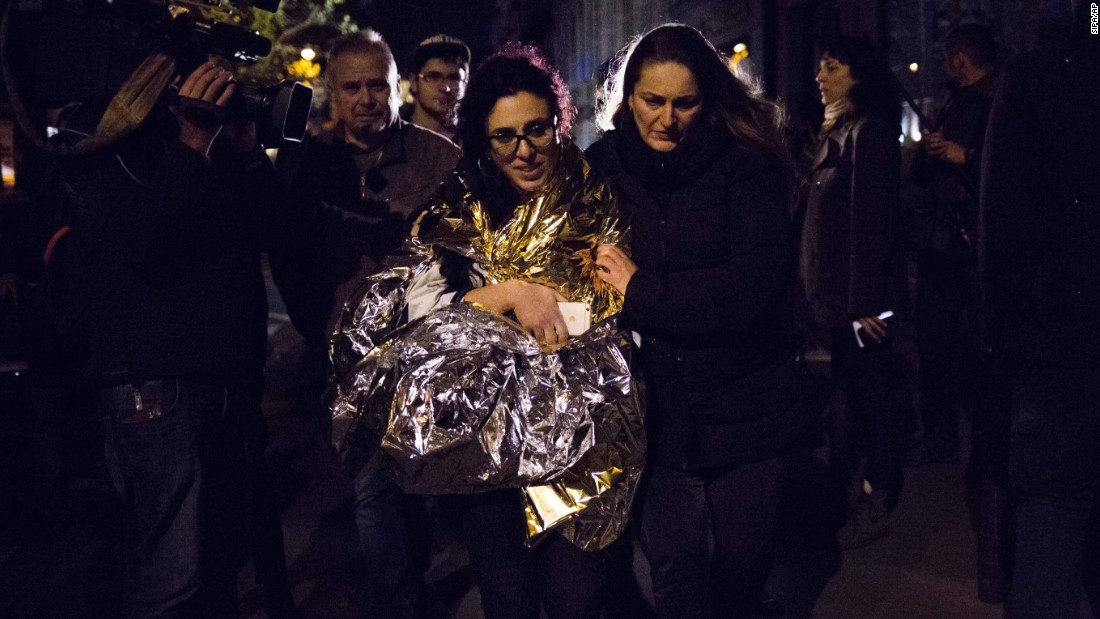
[[639, 456, 788, 619], [831, 328, 899, 494], [448, 489, 606, 619], [240, 385, 295, 601], [916, 253, 1014, 482], [969, 355, 1015, 487], [915, 252, 981, 443], [101, 378, 247, 619], [352, 465, 431, 619], [1009, 366, 1100, 618]]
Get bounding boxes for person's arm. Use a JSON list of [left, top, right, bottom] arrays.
[[212, 122, 289, 253], [847, 116, 901, 320], [464, 280, 569, 347], [924, 131, 969, 166], [266, 136, 333, 340], [931, 93, 994, 177], [959, 97, 994, 180], [406, 258, 467, 321], [600, 153, 793, 337], [405, 235, 571, 347]]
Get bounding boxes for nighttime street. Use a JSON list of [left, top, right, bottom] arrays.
[[2, 0, 1098, 617], [0, 319, 1006, 618]]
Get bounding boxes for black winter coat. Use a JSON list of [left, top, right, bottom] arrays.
[[910, 73, 998, 257], [799, 114, 907, 330], [271, 120, 458, 343], [587, 114, 808, 471], [980, 36, 1100, 367], [68, 134, 282, 386]]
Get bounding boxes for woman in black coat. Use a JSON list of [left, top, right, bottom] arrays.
[[588, 23, 808, 619], [800, 37, 906, 549]]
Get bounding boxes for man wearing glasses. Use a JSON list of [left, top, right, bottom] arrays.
[[405, 34, 470, 141]]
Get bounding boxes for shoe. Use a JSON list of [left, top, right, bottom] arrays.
[[837, 488, 889, 550], [903, 434, 959, 467]]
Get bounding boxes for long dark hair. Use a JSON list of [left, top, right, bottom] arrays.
[[597, 23, 792, 177], [819, 37, 901, 129]]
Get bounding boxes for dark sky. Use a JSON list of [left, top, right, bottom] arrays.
[[353, 0, 500, 73]]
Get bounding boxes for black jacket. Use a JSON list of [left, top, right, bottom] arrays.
[[67, 130, 283, 387], [911, 73, 998, 257], [800, 114, 907, 329], [980, 36, 1100, 367], [271, 120, 458, 343], [587, 114, 807, 470]]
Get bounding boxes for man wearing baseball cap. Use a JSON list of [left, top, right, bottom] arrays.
[[405, 34, 470, 141]]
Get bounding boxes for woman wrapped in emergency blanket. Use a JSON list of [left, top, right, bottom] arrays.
[[328, 59, 644, 551]]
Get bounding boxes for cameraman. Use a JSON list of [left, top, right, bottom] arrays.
[[67, 60, 287, 617]]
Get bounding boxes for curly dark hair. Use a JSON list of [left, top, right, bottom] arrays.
[[456, 42, 574, 169], [439, 44, 575, 290], [819, 37, 901, 129]]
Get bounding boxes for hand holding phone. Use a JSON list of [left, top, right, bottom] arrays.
[[557, 302, 592, 336], [852, 310, 894, 348]]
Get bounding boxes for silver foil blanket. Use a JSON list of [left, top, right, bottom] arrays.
[[329, 144, 645, 550], [330, 274, 645, 550]]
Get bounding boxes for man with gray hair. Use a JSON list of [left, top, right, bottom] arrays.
[[271, 28, 458, 618]]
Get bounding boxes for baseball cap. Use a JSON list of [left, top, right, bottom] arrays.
[[410, 34, 471, 74]]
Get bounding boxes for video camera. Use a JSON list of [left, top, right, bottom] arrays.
[[10, 0, 312, 144]]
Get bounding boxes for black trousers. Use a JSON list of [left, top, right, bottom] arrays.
[[450, 489, 607, 619], [1009, 365, 1100, 618], [639, 455, 788, 619], [915, 252, 1013, 484], [915, 251, 980, 443], [830, 328, 899, 494]]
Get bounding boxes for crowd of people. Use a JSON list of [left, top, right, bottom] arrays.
[[1, 4, 1098, 618]]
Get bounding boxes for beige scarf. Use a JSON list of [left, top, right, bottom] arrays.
[[820, 97, 850, 136]]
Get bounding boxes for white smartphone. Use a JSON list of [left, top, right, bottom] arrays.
[[557, 302, 592, 336]]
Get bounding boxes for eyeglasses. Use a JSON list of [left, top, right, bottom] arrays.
[[487, 122, 557, 157], [418, 71, 466, 86]]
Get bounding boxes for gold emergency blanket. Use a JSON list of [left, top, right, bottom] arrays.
[[329, 145, 645, 550]]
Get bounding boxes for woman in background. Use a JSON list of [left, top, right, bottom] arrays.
[[589, 23, 806, 618], [800, 36, 906, 550]]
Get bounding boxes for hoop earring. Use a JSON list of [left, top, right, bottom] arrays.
[[477, 155, 501, 178]]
